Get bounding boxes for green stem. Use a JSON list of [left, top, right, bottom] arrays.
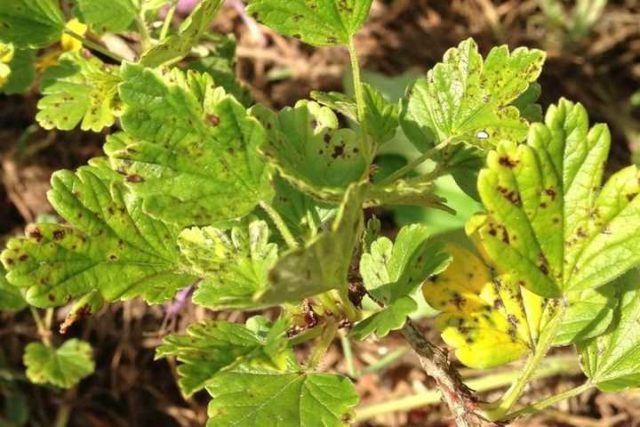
[[288, 325, 323, 346], [355, 355, 578, 422], [377, 140, 450, 186], [482, 303, 566, 421], [159, 2, 177, 40], [506, 382, 592, 419], [63, 29, 125, 63], [53, 403, 71, 427], [136, 14, 152, 51], [348, 39, 365, 122], [340, 333, 357, 378], [259, 201, 299, 249], [29, 307, 51, 346], [307, 320, 338, 369]]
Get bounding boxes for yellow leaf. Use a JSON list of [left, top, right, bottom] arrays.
[[423, 244, 546, 369], [61, 19, 88, 52]]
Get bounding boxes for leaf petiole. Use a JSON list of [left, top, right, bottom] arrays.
[[505, 382, 593, 419], [377, 139, 450, 185], [259, 200, 299, 249], [62, 29, 125, 63]]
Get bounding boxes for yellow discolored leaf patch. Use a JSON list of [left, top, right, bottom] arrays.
[[423, 245, 547, 368]]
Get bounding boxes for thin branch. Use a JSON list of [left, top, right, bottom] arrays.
[[401, 319, 487, 427]]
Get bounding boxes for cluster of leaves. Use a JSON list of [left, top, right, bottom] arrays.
[[1, 0, 640, 425]]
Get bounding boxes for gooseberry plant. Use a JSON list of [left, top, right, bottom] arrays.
[[1, 1, 640, 426]]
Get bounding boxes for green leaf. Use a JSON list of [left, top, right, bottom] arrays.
[[206, 368, 358, 426], [252, 101, 368, 200], [0, 0, 65, 48], [310, 90, 357, 121], [156, 318, 289, 396], [555, 284, 617, 345], [105, 64, 271, 228], [140, 0, 224, 67], [512, 82, 543, 123], [579, 269, 640, 391], [476, 99, 640, 297], [362, 83, 399, 145], [246, 0, 373, 47], [256, 183, 365, 305], [353, 225, 451, 339], [0, 267, 26, 311], [75, 0, 137, 33], [402, 38, 545, 151], [179, 220, 278, 310], [270, 176, 336, 242], [364, 178, 451, 212], [423, 244, 548, 368], [36, 52, 120, 132], [0, 46, 35, 95], [23, 339, 95, 388], [187, 34, 251, 106], [1, 164, 195, 308]]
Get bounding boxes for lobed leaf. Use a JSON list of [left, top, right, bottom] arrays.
[[105, 64, 271, 228], [179, 220, 278, 310], [476, 99, 640, 297], [140, 0, 224, 67], [353, 225, 451, 339], [206, 367, 358, 427], [0, 267, 26, 311], [256, 183, 365, 305], [75, 0, 137, 33], [0, 0, 65, 48], [1, 164, 195, 308], [156, 318, 289, 396], [23, 339, 94, 388], [422, 244, 548, 368], [402, 38, 545, 151], [246, 0, 373, 47], [36, 52, 120, 132], [252, 101, 368, 201], [362, 83, 400, 145], [579, 270, 640, 391]]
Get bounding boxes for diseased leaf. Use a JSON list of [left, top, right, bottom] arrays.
[[402, 38, 545, 151], [0, 267, 26, 311], [246, 0, 373, 46], [1, 164, 195, 308], [23, 339, 94, 388], [422, 244, 548, 369], [36, 52, 120, 132], [353, 224, 450, 339], [75, 0, 137, 33], [270, 176, 336, 242], [253, 101, 368, 200], [179, 220, 278, 310], [0, 0, 65, 48], [156, 318, 289, 396], [579, 269, 640, 391], [105, 64, 271, 227], [476, 99, 640, 297], [140, 0, 224, 67], [256, 183, 365, 305], [362, 83, 399, 145], [206, 367, 358, 427], [310, 90, 357, 121]]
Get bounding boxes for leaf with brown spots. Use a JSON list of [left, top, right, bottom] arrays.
[[36, 52, 120, 132], [423, 244, 548, 368], [252, 101, 368, 201], [179, 220, 279, 310], [476, 99, 640, 297], [353, 224, 450, 339], [246, 0, 373, 47], [0, 165, 195, 308], [106, 64, 271, 228], [401, 38, 545, 151]]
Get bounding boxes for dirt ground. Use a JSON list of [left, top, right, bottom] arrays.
[[1, 1, 639, 426]]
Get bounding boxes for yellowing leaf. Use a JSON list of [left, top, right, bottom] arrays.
[[61, 19, 88, 52], [422, 245, 547, 368]]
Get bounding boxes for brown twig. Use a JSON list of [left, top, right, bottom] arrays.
[[401, 319, 489, 427]]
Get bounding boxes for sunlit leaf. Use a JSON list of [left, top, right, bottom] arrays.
[[105, 64, 271, 227], [402, 38, 545, 151], [246, 0, 373, 47], [36, 52, 120, 132], [0, 267, 26, 311]]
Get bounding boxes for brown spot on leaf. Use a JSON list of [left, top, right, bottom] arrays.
[[53, 230, 65, 240], [498, 156, 518, 168], [126, 174, 144, 183], [206, 114, 220, 126]]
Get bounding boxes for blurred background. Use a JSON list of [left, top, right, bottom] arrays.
[[1, 1, 639, 426]]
